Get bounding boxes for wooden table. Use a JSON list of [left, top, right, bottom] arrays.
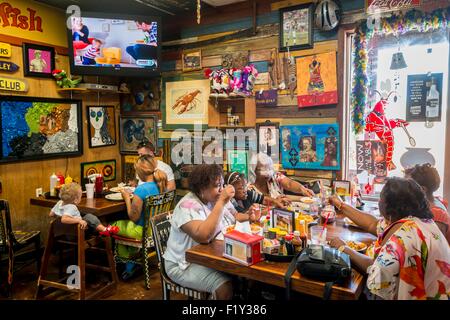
[[186, 214, 377, 300], [30, 196, 126, 218]]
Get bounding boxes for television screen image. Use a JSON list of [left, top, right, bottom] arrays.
[[68, 13, 161, 77]]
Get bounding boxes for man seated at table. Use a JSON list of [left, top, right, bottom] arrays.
[[163, 164, 236, 299], [128, 139, 175, 191], [248, 152, 315, 203]]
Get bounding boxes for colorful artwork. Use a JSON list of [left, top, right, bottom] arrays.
[[257, 121, 279, 165], [280, 123, 340, 170], [227, 149, 248, 178], [119, 115, 158, 154], [120, 79, 160, 112], [22, 43, 55, 78], [122, 155, 139, 184], [164, 79, 210, 128], [87, 105, 116, 148], [80, 159, 116, 188], [0, 97, 82, 163], [356, 140, 387, 184], [272, 208, 295, 233], [296, 51, 338, 107], [279, 3, 314, 52], [182, 50, 202, 72]]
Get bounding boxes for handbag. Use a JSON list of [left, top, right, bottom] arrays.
[[284, 244, 351, 300]]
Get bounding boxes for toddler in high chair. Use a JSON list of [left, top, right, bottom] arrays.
[[49, 182, 119, 236]]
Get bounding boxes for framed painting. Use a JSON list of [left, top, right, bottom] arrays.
[[0, 96, 83, 163], [120, 79, 160, 113], [279, 3, 314, 52], [256, 121, 280, 165], [296, 51, 338, 107], [272, 208, 295, 233], [122, 155, 139, 184], [119, 115, 158, 154], [182, 50, 202, 72], [22, 43, 55, 78], [164, 79, 210, 129], [80, 159, 116, 188], [87, 105, 116, 148], [280, 123, 340, 170]]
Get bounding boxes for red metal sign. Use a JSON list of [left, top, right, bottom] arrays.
[[366, 0, 421, 13]]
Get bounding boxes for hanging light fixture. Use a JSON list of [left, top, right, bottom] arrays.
[[390, 51, 407, 70], [197, 0, 201, 24]]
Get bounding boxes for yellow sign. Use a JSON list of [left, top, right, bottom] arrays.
[[0, 0, 67, 48], [0, 42, 11, 57], [0, 76, 28, 92]]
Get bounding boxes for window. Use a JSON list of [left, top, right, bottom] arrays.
[[344, 29, 449, 199]]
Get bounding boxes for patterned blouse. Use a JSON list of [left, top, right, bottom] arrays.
[[249, 172, 286, 199], [366, 216, 450, 300]]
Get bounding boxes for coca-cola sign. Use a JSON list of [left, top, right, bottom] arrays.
[[366, 0, 421, 13]]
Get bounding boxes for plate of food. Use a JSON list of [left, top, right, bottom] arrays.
[[109, 186, 135, 193], [223, 224, 262, 236], [346, 240, 367, 253], [299, 197, 315, 204], [105, 193, 133, 201], [344, 217, 360, 228]]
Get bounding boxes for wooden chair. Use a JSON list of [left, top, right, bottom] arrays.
[[35, 218, 118, 300], [0, 199, 41, 297], [112, 190, 175, 289], [150, 212, 209, 300]]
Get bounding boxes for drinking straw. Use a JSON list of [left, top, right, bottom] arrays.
[[320, 214, 329, 239]]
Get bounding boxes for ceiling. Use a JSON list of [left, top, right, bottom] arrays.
[[35, 0, 243, 17]]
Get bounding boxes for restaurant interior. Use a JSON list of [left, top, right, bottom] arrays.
[[0, 0, 449, 302]]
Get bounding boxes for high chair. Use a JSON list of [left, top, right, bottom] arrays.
[[35, 218, 118, 300]]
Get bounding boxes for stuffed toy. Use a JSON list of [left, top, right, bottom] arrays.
[[229, 68, 243, 96], [204, 68, 222, 98], [241, 64, 258, 96], [52, 69, 82, 88], [219, 68, 232, 98]]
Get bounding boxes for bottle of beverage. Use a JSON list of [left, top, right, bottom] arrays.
[[284, 234, 295, 255], [50, 173, 58, 197], [426, 77, 440, 119], [263, 215, 270, 238], [293, 231, 303, 252], [279, 237, 287, 256], [299, 220, 308, 249]]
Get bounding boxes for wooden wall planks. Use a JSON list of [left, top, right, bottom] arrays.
[[0, 45, 121, 240]]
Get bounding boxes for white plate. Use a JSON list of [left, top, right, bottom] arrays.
[[105, 193, 133, 201], [109, 186, 135, 193], [299, 197, 315, 204]]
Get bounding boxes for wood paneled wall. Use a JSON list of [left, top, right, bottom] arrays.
[[0, 45, 121, 238]]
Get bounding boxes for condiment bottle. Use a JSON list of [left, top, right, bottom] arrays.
[[268, 228, 277, 240], [50, 173, 58, 197], [276, 230, 287, 240], [299, 220, 308, 248], [56, 172, 65, 186], [64, 175, 73, 184], [279, 237, 287, 256], [293, 231, 303, 252], [285, 234, 295, 255], [263, 215, 271, 238]]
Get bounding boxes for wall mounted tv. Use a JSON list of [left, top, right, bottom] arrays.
[[67, 12, 161, 77]]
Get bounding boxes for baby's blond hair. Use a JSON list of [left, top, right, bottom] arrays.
[[60, 182, 82, 204]]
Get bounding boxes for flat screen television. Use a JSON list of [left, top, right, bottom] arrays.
[[67, 12, 161, 77]]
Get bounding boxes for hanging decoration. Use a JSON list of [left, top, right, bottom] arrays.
[[364, 91, 410, 171], [351, 7, 450, 135], [197, 0, 201, 24]]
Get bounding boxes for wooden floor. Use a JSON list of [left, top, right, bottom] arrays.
[[0, 255, 186, 300]]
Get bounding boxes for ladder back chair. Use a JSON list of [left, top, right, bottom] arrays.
[[0, 199, 41, 297], [113, 190, 175, 289], [150, 211, 209, 300]]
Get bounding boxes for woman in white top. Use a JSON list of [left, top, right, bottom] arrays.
[[163, 164, 235, 299]]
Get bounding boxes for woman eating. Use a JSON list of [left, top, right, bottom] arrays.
[[163, 164, 235, 299], [404, 163, 450, 244], [329, 178, 449, 300], [112, 155, 167, 280], [248, 152, 315, 202]]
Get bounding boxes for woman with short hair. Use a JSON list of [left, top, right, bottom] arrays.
[[163, 164, 234, 299]]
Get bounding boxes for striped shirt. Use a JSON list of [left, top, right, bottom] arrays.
[[83, 45, 100, 59], [231, 189, 264, 213]]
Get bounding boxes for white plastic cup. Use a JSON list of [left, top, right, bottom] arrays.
[[85, 183, 94, 199], [310, 225, 327, 245]]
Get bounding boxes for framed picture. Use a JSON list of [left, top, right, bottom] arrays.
[[280, 123, 340, 170], [22, 43, 55, 78], [119, 115, 158, 154], [296, 51, 338, 107], [332, 180, 351, 197], [226, 149, 248, 178], [256, 121, 279, 165], [163, 79, 210, 129], [122, 155, 139, 184], [0, 96, 82, 163], [182, 50, 202, 72], [272, 208, 295, 233], [80, 159, 116, 188], [120, 79, 160, 113], [279, 3, 314, 52], [87, 105, 116, 148]]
